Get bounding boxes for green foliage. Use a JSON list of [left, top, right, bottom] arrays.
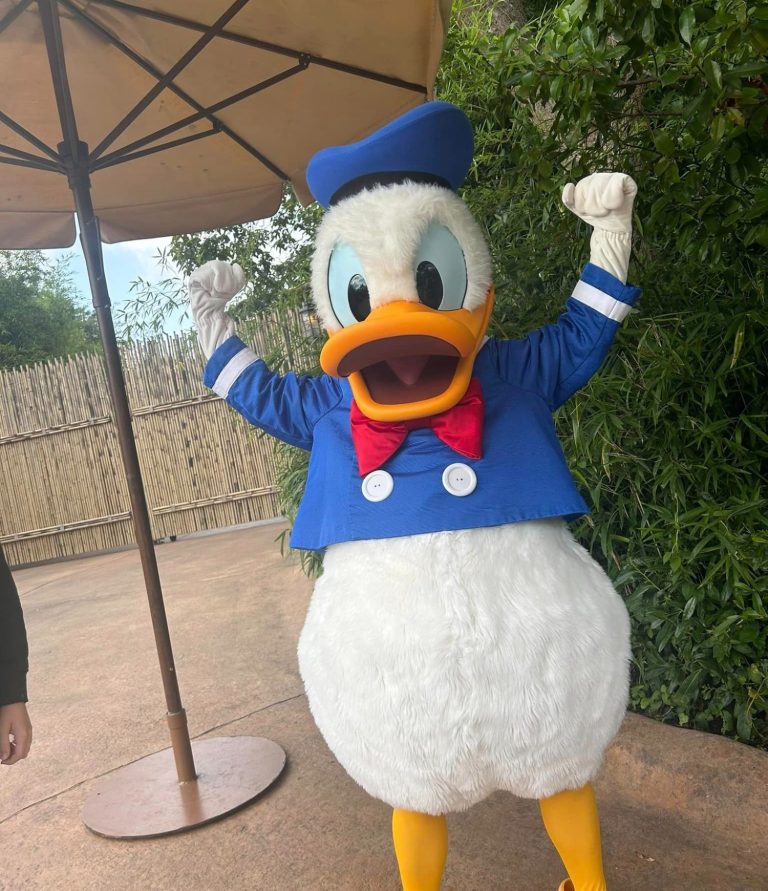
[[522, 0, 557, 20], [116, 189, 321, 341], [114, 247, 188, 341], [436, 1, 767, 744], [170, 189, 321, 319], [439, 0, 768, 324], [0, 250, 98, 369], [568, 309, 767, 744]]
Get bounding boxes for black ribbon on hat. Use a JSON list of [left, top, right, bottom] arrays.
[[330, 170, 451, 206]]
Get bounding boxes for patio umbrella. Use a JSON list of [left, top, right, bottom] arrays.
[[0, 0, 450, 837]]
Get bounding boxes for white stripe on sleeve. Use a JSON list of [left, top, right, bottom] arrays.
[[572, 280, 633, 322], [212, 348, 258, 398]]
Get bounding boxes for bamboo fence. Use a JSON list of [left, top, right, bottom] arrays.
[[0, 309, 318, 567]]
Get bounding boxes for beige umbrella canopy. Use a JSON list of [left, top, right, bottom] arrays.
[[1, 0, 449, 246], [0, 0, 450, 838]]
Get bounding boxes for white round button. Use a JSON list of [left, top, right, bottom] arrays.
[[442, 463, 477, 497], [361, 470, 394, 502]]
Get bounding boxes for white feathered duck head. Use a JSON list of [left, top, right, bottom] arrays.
[[306, 102, 494, 423]]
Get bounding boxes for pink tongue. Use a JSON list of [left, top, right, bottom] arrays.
[[386, 355, 429, 387]]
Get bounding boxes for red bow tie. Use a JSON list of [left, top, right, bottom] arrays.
[[350, 378, 484, 476]]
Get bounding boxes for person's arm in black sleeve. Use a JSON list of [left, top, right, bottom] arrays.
[[0, 544, 32, 764]]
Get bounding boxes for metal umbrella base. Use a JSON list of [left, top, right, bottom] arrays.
[[83, 736, 286, 839]]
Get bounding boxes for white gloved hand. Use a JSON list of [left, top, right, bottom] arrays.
[[188, 260, 246, 359], [562, 172, 638, 283]]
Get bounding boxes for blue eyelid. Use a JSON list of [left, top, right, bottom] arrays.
[[327, 243, 366, 327], [414, 224, 468, 311]]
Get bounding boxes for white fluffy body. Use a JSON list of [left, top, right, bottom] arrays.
[[298, 519, 630, 815], [310, 182, 493, 332]]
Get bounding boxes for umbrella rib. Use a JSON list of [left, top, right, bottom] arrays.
[[88, 0, 253, 162], [91, 61, 307, 170], [0, 0, 33, 36], [0, 108, 60, 162], [59, 0, 288, 181], [39, 0, 82, 163], [89, 0, 428, 94], [0, 154, 61, 172], [0, 141, 63, 171], [91, 126, 219, 172]]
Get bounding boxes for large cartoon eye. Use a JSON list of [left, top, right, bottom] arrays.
[[327, 243, 370, 327], [414, 224, 467, 311]]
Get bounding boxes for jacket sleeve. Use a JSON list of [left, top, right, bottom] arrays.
[[495, 263, 641, 409], [0, 544, 29, 706], [203, 336, 343, 450]]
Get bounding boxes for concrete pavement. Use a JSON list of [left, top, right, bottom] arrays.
[[1, 523, 766, 890]]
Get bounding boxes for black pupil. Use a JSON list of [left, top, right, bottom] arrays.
[[416, 261, 443, 309], [348, 274, 370, 321]]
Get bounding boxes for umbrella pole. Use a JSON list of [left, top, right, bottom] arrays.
[[69, 160, 286, 840], [41, 0, 285, 839], [66, 151, 286, 845], [38, 0, 196, 784], [72, 169, 197, 785], [72, 170, 287, 840]]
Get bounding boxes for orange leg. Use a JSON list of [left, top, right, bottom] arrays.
[[539, 784, 608, 891], [392, 809, 448, 891]]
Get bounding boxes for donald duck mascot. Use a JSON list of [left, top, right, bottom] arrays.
[[188, 102, 640, 891]]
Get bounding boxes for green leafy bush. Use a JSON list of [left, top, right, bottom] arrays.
[[569, 308, 767, 743], [0, 250, 98, 368]]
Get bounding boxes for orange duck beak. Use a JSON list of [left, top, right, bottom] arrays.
[[320, 287, 494, 422]]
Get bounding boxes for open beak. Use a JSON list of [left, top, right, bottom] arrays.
[[320, 288, 495, 421]]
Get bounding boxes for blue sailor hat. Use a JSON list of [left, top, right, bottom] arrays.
[[306, 101, 474, 208]]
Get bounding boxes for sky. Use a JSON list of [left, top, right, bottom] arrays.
[[43, 232, 190, 335]]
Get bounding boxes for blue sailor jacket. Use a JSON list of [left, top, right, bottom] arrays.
[[203, 264, 640, 551]]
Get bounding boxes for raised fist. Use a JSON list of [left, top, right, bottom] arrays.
[[188, 260, 246, 319], [562, 172, 637, 235], [187, 260, 245, 359]]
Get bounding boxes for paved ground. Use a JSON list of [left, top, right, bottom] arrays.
[[1, 523, 766, 891]]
